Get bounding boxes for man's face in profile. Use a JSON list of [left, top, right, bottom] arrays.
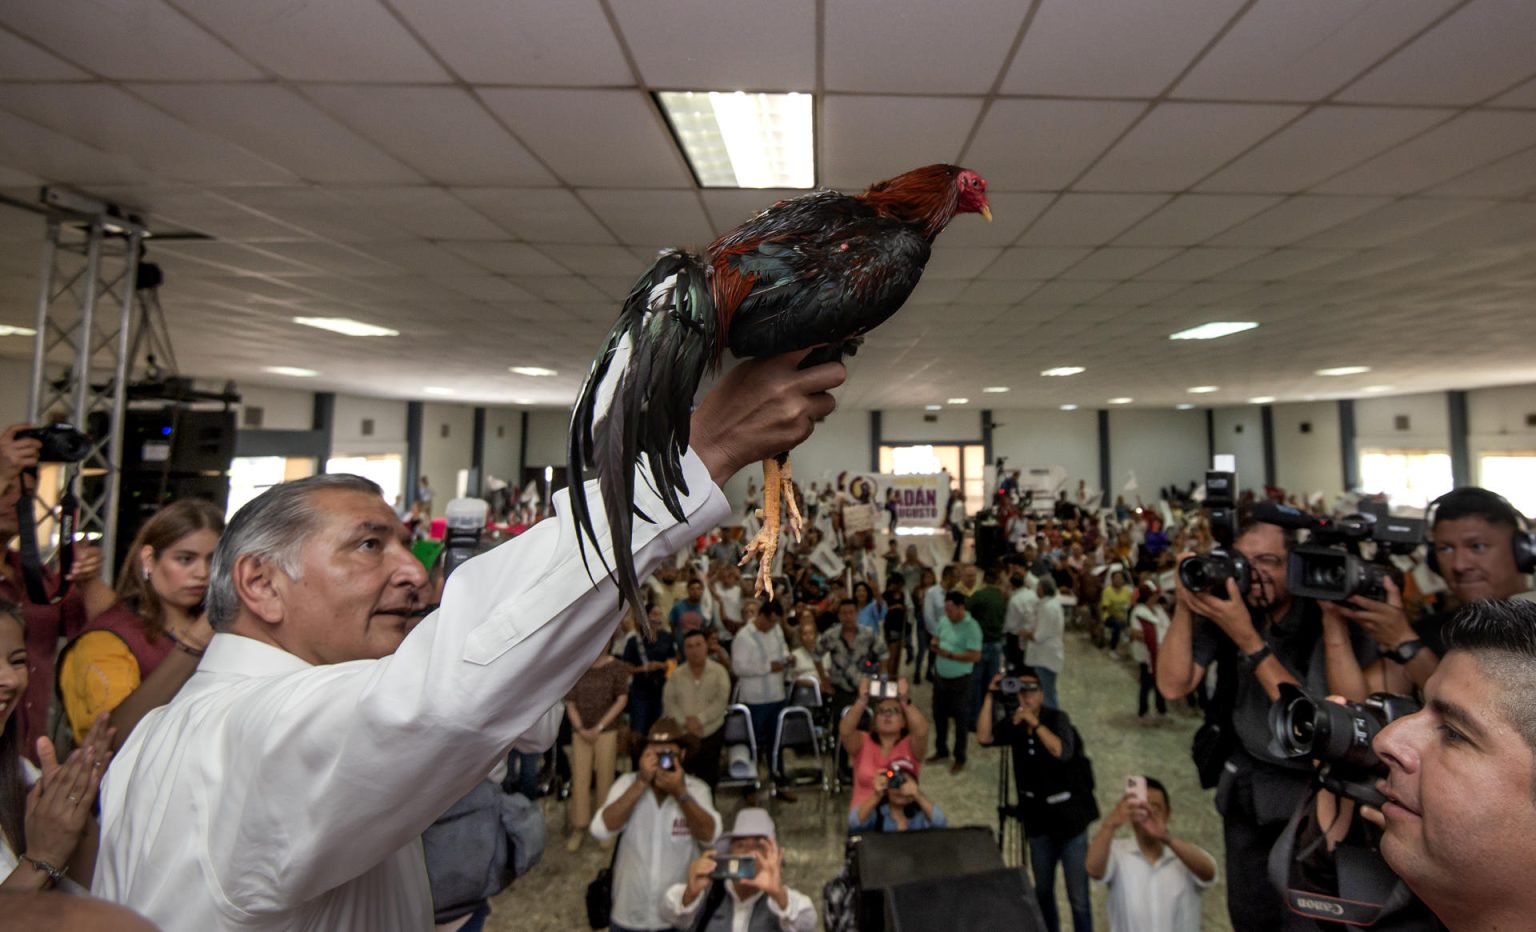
[[1372, 651, 1536, 909]]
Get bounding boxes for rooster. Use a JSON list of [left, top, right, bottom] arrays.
[[569, 164, 991, 628]]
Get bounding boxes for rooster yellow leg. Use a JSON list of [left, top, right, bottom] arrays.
[[780, 455, 803, 541], [741, 456, 783, 599]]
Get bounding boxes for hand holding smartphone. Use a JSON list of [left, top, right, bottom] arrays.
[[710, 854, 758, 881], [1125, 774, 1148, 807]]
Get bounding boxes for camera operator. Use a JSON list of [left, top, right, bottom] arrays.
[[847, 760, 948, 832], [976, 667, 1096, 932], [1363, 600, 1536, 931], [1157, 517, 1382, 932], [0, 424, 114, 766], [661, 808, 816, 932]]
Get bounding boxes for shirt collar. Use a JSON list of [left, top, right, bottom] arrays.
[[198, 632, 316, 678]]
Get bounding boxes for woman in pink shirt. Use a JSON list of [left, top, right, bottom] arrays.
[[837, 674, 929, 815]]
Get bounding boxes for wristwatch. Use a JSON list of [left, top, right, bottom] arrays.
[[1382, 639, 1426, 664], [1239, 643, 1272, 673]]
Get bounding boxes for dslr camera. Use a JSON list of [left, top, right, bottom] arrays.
[[17, 423, 92, 463], [881, 766, 908, 790], [1269, 683, 1419, 806], [1254, 501, 1424, 602], [1177, 470, 1251, 600]]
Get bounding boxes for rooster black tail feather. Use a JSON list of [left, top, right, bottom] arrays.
[[568, 250, 718, 630]]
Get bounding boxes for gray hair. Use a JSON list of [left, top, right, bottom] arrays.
[[207, 473, 384, 630]]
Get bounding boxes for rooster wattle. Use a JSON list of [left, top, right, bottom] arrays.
[[569, 164, 991, 629]]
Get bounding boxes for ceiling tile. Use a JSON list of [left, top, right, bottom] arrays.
[[479, 89, 693, 188], [1314, 111, 1536, 194], [356, 240, 497, 277], [577, 189, 715, 244], [1174, 0, 1459, 100], [1211, 249, 1358, 282], [1208, 196, 1393, 247], [533, 244, 648, 278], [1198, 107, 1453, 193], [613, 0, 815, 90], [1019, 194, 1170, 245], [302, 86, 555, 187], [1298, 198, 1497, 248], [1338, 0, 1536, 105], [700, 189, 817, 235], [965, 100, 1147, 190], [252, 241, 397, 278], [922, 247, 1005, 280], [390, 0, 631, 85], [131, 84, 419, 184], [0, 27, 90, 79], [824, 0, 1028, 94], [175, 0, 448, 82], [1426, 147, 1536, 197], [1153, 281, 1265, 306], [953, 280, 1038, 304], [435, 274, 540, 303], [1002, 0, 1244, 97], [1114, 195, 1283, 246], [1086, 281, 1187, 305], [0, 110, 148, 185], [452, 188, 615, 245], [435, 242, 569, 277], [329, 187, 509, 240], [1493, 77, 1536, 107], [1, 1, 262, 80], [1061, 247, 1180, 280], [1140, 247, 1272, 281], [980, 247, 1093, 280], [819, 96, 982, 189], [1380, 203, 1536, 251], [1018, 280, 1117, 306], [1077, 103, 1306, 192], [2, 84, 295, 185], [941, 192, 1054, 248]]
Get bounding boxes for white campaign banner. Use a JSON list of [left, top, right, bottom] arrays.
[[843, 472, 949, 530]]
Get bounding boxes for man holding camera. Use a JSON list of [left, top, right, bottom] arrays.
[[927, 589, 982, 774], [1158, 519, 1381, 931], [660, 807, 816, 931], [594, 718, 723, 932]]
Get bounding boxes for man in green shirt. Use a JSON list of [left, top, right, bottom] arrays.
[[966, 566, 1008, 717], [927, 590, 983, 774]]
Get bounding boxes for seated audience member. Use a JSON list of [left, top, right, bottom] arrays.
[[660, 807, 816, 932], [976, 668, 1097, 932], [705, 628, 733, 673], [1, 601, 115, 893], [621, 606, 675, 767], [1086, 777, 1216, 932], [787, 620, 827, 691], [563, 631, 630, 852], [840, 674, 928, 814], [927, 590, 982, 774], [57, 500, 224, 746], [1365, 600, 1536, 931], [731, 599, 796, 802], [816, 599, 888, 721], [1099, 569, 1133, 652], [664, 629, 731, 788], [1129, 582, 1170, 719], [847, 761, 947, 833], [593, 719, 723, 932]]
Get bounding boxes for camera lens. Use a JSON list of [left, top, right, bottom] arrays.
[[1286, 696, 1317, 753]]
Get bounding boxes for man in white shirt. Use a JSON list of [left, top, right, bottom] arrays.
[[731, 600, 795, 801], [919, 564, 955, 684], [1022, 579, 1066, 709], [92, 353, 845, 932], [660, 807, 817, 932], [1085, 777, 1217, 932], [1004, 571, 1040, 672], [593, 719, 723, 932]]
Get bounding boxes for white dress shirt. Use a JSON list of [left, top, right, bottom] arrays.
[[1097, 836, 1216, 932], [921, 585, 945, 637], [661, 879, 817, 932], [1026, 596, 1065, 673], [94, 450, 729, 932], [590, 772, 722, 930], [731, 623, 788, 705], [1004, 587, 1039, 636]]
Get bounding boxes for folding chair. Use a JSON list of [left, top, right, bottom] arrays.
[[716, 704, 760, 796], [772, 704, 829, 796]]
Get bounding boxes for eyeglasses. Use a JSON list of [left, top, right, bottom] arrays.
[[875, 706, 904, 716]]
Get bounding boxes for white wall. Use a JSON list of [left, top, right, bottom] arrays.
[[1210, 406, 1265, 493], [1354, 392, 1449, 451], [0, 360, 31, 428], [1468, 384, 1536, 454], [419, 402, 475, 499], [989, 408, 1100, 488], [235, 383, 313, 430], [881, 408, 982, 444], [1272, 401, 1344, 501], [1109, 408, 1207, 502], [483, 407, 524, 487], [333, 394, 407, 456]]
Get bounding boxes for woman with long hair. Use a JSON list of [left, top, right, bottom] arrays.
[[57, 500, 224, 746], [852, 580, 885, 635], [1, 602, 114, 891]]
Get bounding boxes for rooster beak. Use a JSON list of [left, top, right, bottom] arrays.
[[980, 204, 993, 223]]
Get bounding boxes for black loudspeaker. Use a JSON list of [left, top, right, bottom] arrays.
[[887, 866, 1047, 932], [110, 473, 231, 572], [854, 827, 1020, 932], [115, 408, 237, 473]]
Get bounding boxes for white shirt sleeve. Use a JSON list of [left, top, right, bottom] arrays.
[[732, 629, 771, 677], [208, 451, 728, 908], [660, 882, 702, 927], [769, 888, 819, 932]]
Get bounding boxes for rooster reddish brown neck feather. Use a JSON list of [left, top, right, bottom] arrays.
[[860, 163, 963, 240]]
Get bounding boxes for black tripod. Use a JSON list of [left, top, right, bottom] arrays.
[[995, 726, 1027, 868]]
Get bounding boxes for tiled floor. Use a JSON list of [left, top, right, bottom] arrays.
[[488, 627, 1234, 931]]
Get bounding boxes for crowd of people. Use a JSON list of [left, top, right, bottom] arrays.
[[4, 380, 1536, 932]]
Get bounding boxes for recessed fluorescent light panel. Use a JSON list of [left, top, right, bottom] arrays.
[[1176, 404, 1197, 410], [1249, 396, 1277, 404], [1060, 404, 1079, 411], [0, 324, 37, 337], [263, 366, 318, 377], [1187, 385, 1219, 394], [423, 386, 455, 396], [293, 316, 399, 337], [1316, 366, 1371, 376], [1041, 366, 1085, 377], [658, 91, 814, 189], [1361, 385, 1393, 393], [925, 404, 943, 411], [509, 366, 557, 377], [1108, 397, 1133, 405], [947, 397, 969, 405], [982, 386, 1010, 394], [1169, 321, 1258, 341]]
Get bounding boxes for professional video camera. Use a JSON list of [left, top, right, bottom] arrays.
[[440, 497, 491, 582], [17, 423, 91, 463], [1269, 683, 1418, 807], [1177, 470, 1251, 600], [1253, 502, 1424, 602]]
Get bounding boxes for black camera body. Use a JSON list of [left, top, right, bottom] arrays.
[[881, 766, 908, 790], [1269, 683, 1419, 806], [657, 750, 678, 772], [1178, 470, 1252, 600], [18, 424, 92, 463], [1255, 502, 1424, 603]]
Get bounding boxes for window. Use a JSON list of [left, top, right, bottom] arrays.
[[227, 456, 317, 516], [878, 443, 986, 516], [325, 453, 403, 508], [1479, 453, 1536, 517], [1357, 448, 1452, 509]]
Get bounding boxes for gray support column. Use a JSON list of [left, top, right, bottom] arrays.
[[1448, 391, 1470, 488], [1097, 409, 1111, 506], [471, 406, 487, 497], [1206, 409, 1215, 466], [869, 410, 882, 472], [311, 392, 334, 464], [517, 411, 529, 483], [981, 409, 994, 466], [405, 401, 424, 506], [1338, 400, 1358, 493], [1261, 405, 1276, 489]]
